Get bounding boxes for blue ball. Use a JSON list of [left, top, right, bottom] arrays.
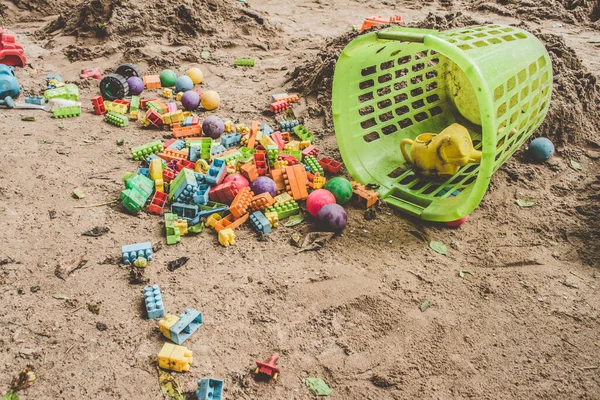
[[176, 75, 194, 92], [528, 137, 554, 162]]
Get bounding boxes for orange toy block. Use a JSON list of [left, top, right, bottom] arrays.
[[269, 168, 286, 193], [241, 161, 259, 182], [284, 165, 309, 200], [249, 192, 275, 212], [273, 94, 299, 104], [157, 148, 188, 162], [351, 181, 379, 208], [143, 75, 161, 89], [172, 125, 202, 139], [214, 213, 249, 232], [360, 15, 402, 32], [247, 121, 260, 149], [230, 187, 254, 218]]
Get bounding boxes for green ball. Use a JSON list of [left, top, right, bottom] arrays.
[[324, 177, 353, 205], [159, 69, 177, 87]]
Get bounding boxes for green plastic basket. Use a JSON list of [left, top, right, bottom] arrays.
[[332, 25, 552, 221]]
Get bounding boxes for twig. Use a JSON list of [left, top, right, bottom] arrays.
[[581, 366, 599, 370], [562, 338, 579, 349], [65, 343, 76, 354], [71, 306, 84, 314], [407, 270, 433, 284], [73, 200, 118, 209]]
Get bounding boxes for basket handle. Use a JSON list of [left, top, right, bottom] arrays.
[[377, 31, 426, 43]]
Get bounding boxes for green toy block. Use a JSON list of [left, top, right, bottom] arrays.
[[121, 186, 150, 214], [235, 58, 255, 67], [106, 111, 129, 127], [188, 138, 213, 160], [44, 84, 79, 101], [124, 173, 154, 196], [304, 155, 324, 176], [266, 200, 300, 220], [146, 101, 164, 115], [132, 140, 164, 161], [53, 105, 81, 118], [266, 145, 279, 166], [293, 125, 314, 143], [164, 213, 181, 245], [198, 201, 228, 217], [239, 147, 256, 162], [130, 96, 141, 112], [281, 149, 302, 162], [215, 150, 242, 164]]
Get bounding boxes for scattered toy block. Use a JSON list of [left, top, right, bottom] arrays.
[[283, 164, 309, 200], [53, 105, 81, 118], [169, 168, 199, 203], [206, 159, 227, 186], [254, 153, 268, 176], [266, 199, 300, 220], [163, 88, 173, 99], [140, 98, 157, 109], [270, 100, 288, 114], [230, 187, 254, 218], [157, 148, 188, 162], [319, 157, 342, 174], [270, 131, 285, 150], [132, 140, 163, 160], [196, 378, 224, 400], [193, 184, 210, 205], [159, 308, 203, 345], [165, 213, 182, 244], [162, 168, 177, 183], [360, 15, 402, 32], [171, 202, 199, 220], [91, 95, 106, 115], [143, 75, 161, 89], [163, 110, 185, 126], [144, 109, 163, 128], [313, 173, 326, 189], [105, 110, 128, 126], [218, 228, 236, 247], [235, 58, 255, 67], [301, 145, 318, 159], [122, 241, 153, 264], [250, 211, 271, 234], [249, 192, 275, 212], [44, 84, 79, 101], [80, 67, 102, 80], [148, 191, 168, 215], [208, 181, 239, 204], [104, 101, 128, 114], [351, 181, 379, 208], [264, 211, 279, 228], [303, 155, 324, 176], [293, 125, 314, 143], [143, 285, 165, 319], [241, 161, 259, 182], [214, 213, 249, 232], [205, 213, 222, 229], [221, 132, 242, 148], [211, 144, 227, 157], [255, 353, 280, 380], [269, 168, 286, 193], [158, 342, 193, 373], [280, 120, 299, 132]]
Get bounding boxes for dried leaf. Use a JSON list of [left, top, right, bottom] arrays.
[[515, 199, 535, 208], [55, 255, 87, 280], [167, 257, 189, 272], [304, 377, 332, 396], [158, 369, 184, 400], [429, 241, 447, 255], [299, 232, 335, 252], [284, 214, 304, 227], [21, 116, 35, 121], [569, 159, 583, 171], [81, 226, 109, 237], [420, 299, 430, 312], [52, 294, 69, 300], [458, 269, 473, 278], [10, 366, 35, 391], [87, 303, 100, 315]]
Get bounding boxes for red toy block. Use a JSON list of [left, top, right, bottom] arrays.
[[80, 67, 102, 80], [241, 162, 259, 182], [284, 165, 309, 200], [249, 192, 275, 212], [255, 353, 280, 380], [301, 145, 318, 159], [209, 181, 239, 204], [254, 153, 268, 176], [319, 157, 342, 174], [360, 15, 402, 32], [175, 159, 195, 171], [91, 95, 106, 115], [277, 153, 298, 166], [145, 109, 163, 128], [191, 116, 200, 126], [114, 99, 130, 109], [148, 191, 168, 215], [172, 125, 202, 139], [270, 100, 288, 114], [0, 28, 26, 67], [140, 98, 158, 110], [271, 131, 285, 150], [162, 168, 177, 183]]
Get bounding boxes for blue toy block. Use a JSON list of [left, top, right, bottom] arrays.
[[143, 284, 165, 319], [188, 146, 200, 162], [170, 308, 203, 345], [193, 184, 210, 205], [25, 96, 45, 106], [168, 139, 186, 150], [220, 133, 242, 148], [171, 202, 199, 220], [271, 93, 287, 103], [137, 167, 149, 177], [169, 168, 198, 203], [196, 378, 223, 400], [206, 159, 226, 186], [182, 116, 193, 126], [121, 241, 153, 264], [280, 120, 299, 132], [194, 172, 206, 184], [189, 205, 229, 225], [260, 123, 273, 136], [210, 144, 227, 156], [250, 211, 272, 234]]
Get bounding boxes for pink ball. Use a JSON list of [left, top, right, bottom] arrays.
[[306, 189, 336, 217], [223, 173, 249, 190], [181, 91, 200, 110]]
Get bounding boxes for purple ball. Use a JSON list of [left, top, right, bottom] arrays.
[[202, 116, 224, 139], [317, 204, 348, 231], [181, 91, 200, 111], [127, 76, 144, 96], [251, 176, 277, 197]]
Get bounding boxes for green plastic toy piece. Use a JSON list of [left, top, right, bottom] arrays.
[[164, 213, 181, 245], [215, 150, 242, 164], [198, 202, 229, 217], [266, 200, 300, 220], [146, 101, 164, 115], [266, 145, 279, 166], [130, 96, 141, 112], [293, 125, 314, 143], [53, 105, 81, 119], [280, 149, 302, 162], [131, 140, 164, 161], [235, 58, 255, 67], [332, 25, 552, 222], [121, 185, 150, 214], [303, 155, 324, 176], [239, 146, 256, 162], [44, 84, 79, 101], [124, 173, 154, 196], [105, 111, 129, 127]]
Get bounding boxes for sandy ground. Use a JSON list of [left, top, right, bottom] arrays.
[[0, 0, 599, 399]]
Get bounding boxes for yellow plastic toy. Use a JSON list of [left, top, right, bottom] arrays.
[[265, 211, 279, 228], [195, 159, 209, 174], [159, 315, 180, 340], [162, 88, 173, 99], [218, 228, 235, 247], [149, 158, 163, 181], [176, 92, 184, 102], [158, 342, 193, 372], [201, 90, 220, 111], [313, 173, 326, 189], [186, 67, 204, 84], [206, 213, 222, 229], [400, 123, 482, 179], [155, 179, 164, 193], [224, 120, 235, 133]]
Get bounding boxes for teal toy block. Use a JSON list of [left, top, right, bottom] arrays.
[[171, 202, 198, 220], [293, 125, 314, 143], [124, 173, 154, 196], [106, 111, 129, 127], [266, 200, 300, 220], [122, 241, 152, 264], [215, 150, 242, 165], [44, 83, 79, 101], [143, 284, 165, 319], [221, 133, 242, 148], [196, 378, 223, 400], [260, 123, 274, 136], [280, 120, 299, 132], [53, 105, 81, 118], [193, 184, 210, 205], [188, 146, 200, 162], [210, 144, 227, 157], [25, 96, 45, 106], [206, 159, 226, 186], [235, 58, 255, 67], [250, 211, 271, 234], [169, 308, 203, 345], [169, 168, 198, 203], [168, 139, 186, 150], [303, 155, 324, 175], [132, 140, 164, 161]]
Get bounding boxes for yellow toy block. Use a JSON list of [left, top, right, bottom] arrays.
[[284, 140, 300, 151], [236, 124, 250, 134], [240, 135, 248, 147], [313, 173, 326, 189], [149, 158, 163, 181], [182, 111, 192, 118], [224, 120, 235, 133], [155, 179, 164, 193], [265, 211, 279, 228], [260, 135, 276, 147], [158, 342, 193, 372], [163, 88, 173, 99], [159, 315, 180, 340], [195, 159, 209, 174], [206, 213, 222, 229], [130, 110, 139, 120], [218, 228, 235, 247], [104, 101, 128, 115], [274, 192, 293, 204], [273, 160, 288, 170], [140, 116, 150, 127], [176, 92, 184, 102], [174, 218, 188, 236], [299, 140, 312, 150]]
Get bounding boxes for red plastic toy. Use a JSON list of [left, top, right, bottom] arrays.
[[255, 353, 280, 380], [359, 16, 402, 32], [80, 67, 102, 80], [91, 96, 107, 115], [0, 28, 26, 67]]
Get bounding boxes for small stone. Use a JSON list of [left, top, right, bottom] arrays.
[[96, 322, 108, 331]]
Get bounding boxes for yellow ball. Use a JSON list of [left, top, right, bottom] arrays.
[[186, 67, 204, 85], [201, 90, 220, 110]]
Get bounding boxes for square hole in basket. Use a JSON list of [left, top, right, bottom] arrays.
[[388, 167, 407, 179], [520, 86, 529, 100], [396, 105, 410, 116], [378, 99, 392, 110], [532, 78, 540, 91], [382, 124, 398, 135], [415, 112, 428, 122], [428, 58, 440, 67], [494, 85, 504, 100], [501, 27, 513, 32], [399, 175, 416, 185], [429, 106, 443, 116], [378, 73, 393, 84], [411, 75, 424, 85], [361, 118, 377, 129], [502, 35, 516, 41], [399, 118, 413, 129], [509, 94, 518, 108], [359, 79, 374, 90], [507, 76, 516, 92], [394, 81, 408, 91], [515, 32, 527, 39], [489, 30, 501, 35], [412, 63, 425, 72], [474, 40, 488, 47], [358, 92, 374, 103], [425, 70, 438, 80], [497, 103, 507, 118], [412, 99, 425, 109], [541, 71, 549, 83], [398, 56, 411, 65], [426, 94, 440, 103], [361, 66, 377, 76], [426, 82, 438, 92], [363, 131, 380, 143], [410, 87, 424, 97], [396, 68, 409, 78], [379, 111, 394, 122], [394, 93, 408, 104], [377, 86, 391, 97], [538, 56, 547, 68], [474, 32, 487, 38], [415, 51, 429, 59], [359, 105, 374, 116], [458, 44, 472, 50], [529, 62, 537, 75], [488, 38, 502, 44], [517, 69, 527, 84], [380, 60, 395, 70]]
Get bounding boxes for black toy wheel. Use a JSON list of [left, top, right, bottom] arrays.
[[116, 64, 141, 80], [100, 73, 129, 100]]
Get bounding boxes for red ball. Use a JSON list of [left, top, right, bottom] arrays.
[[223, 173, 249, 190], [306, 189, 336, 217], [445, 215, 469, 227]]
